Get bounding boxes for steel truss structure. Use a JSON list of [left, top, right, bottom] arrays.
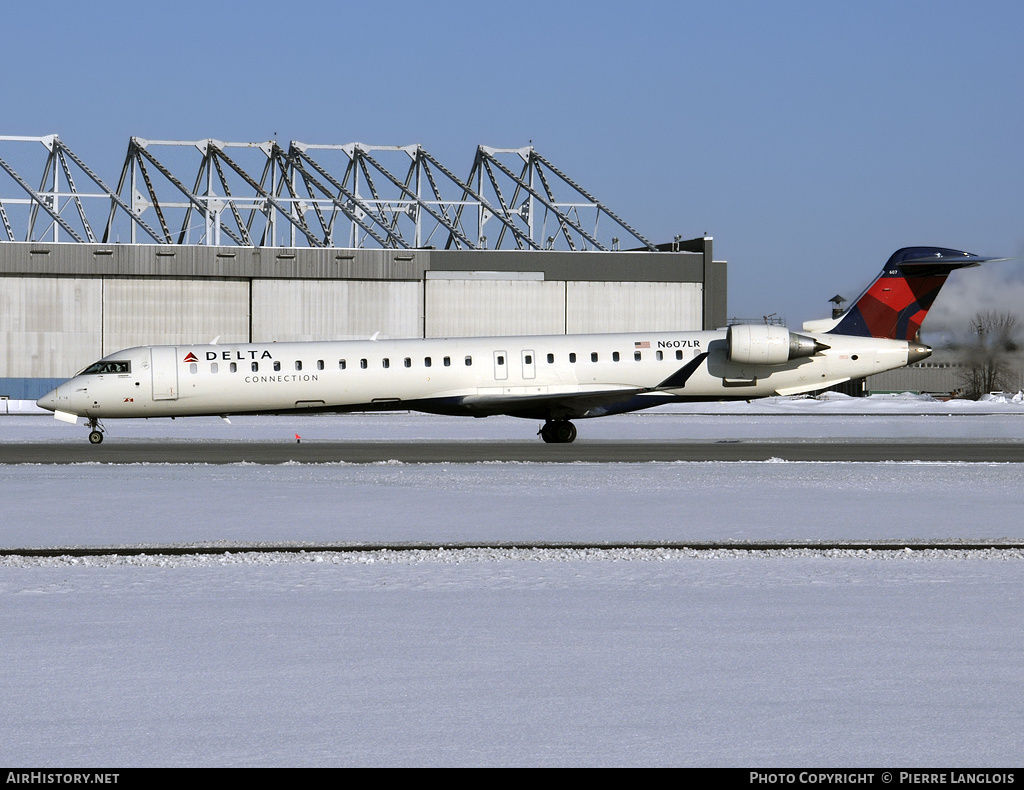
[[0, 135, 656, 251]]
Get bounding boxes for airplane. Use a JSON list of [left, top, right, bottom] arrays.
[[36, 246, 994, 444]]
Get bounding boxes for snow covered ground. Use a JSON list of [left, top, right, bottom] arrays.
[[3, 398, 1024, 766], [3, 454, 1024, 548]]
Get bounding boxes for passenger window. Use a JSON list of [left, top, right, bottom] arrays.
[[424, 357, 432, 367], [189, 363, 198, 374], [612, 352, 620, 362], [634, 352, 642, 361], [295, 360, 303, 371], [591, 352, 598, 362], [676, 350, 683, 360], [465, 356, 472, 366], [251, 361, 259, 372], [340, 359, 347, 370], [443, 356, 451, 367], [524, 355, 532, 365], [230, 362, 237, 373], [569, 353, 576, 363], [317, 360, 324, 370], [360, 359, 368, 369], [497, 355, 505, 365], [274, 361, 281, 372], [383, 358, 390, 368], [404, 358, 411, 368], [656, 351, 663, 361], [211, 363, 219, 373], [547, 353, 554, 364]]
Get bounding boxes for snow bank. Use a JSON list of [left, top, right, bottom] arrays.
[[5, 545, 1024, 569]]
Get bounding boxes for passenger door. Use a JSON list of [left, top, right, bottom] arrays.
[[151, 347, 179, 400]]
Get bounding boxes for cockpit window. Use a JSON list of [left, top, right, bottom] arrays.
[[81, 360, 131, 375]]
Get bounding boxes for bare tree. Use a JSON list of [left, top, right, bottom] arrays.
[[958, 311, 1021, 398]]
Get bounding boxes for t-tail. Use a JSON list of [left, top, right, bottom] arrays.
[[818, 247, 994, 340]]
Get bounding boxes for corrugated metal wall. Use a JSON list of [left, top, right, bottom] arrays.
[[425, 280, 704, 338], [425, 280, 566, 337], [566, 281, 703, 333], [103, 279, 250, 351], [1, 275, 707, 380], [0, 241, 719, 395], [252, 280, 422, 341], [0, 277, 102, 377], [867, 362, 1024, 395]]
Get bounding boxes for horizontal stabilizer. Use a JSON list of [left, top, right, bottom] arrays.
[[897, 252, 1004, 267]]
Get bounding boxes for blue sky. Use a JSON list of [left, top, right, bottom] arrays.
[[4, 0, 1022, 329]]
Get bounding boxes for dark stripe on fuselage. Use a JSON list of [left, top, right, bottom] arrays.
[[656, 352, 710, 389]]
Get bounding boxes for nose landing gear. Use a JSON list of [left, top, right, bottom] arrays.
[[86, 418, 105, 445], [539, 419, 577, 444]]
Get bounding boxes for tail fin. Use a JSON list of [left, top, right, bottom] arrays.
[[827, 247, 992, 340]]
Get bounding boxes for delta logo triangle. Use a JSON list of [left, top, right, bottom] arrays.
[[183, 352, 199, 363]]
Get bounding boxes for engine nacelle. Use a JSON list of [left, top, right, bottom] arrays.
[[726, 324, 825, 366]]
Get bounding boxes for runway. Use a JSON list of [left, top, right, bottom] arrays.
[[3, 439, 1024, 463]]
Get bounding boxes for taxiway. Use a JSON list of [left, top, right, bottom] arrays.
[[2, 439, 1024, 463]]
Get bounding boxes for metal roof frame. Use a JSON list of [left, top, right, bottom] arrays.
[[0, 135, 659, 251]]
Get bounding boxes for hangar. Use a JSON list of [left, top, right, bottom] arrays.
[[0, 135, 724, 399]]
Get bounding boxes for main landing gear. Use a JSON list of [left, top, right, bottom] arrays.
[[86, 418, 105, 445], [539, 419, 577, 444]]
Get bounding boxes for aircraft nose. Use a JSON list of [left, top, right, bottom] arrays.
[[36, 387, 59, 412]]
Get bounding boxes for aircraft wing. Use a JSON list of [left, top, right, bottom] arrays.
[[459, 384, 648, 420], [459, 352, 715, 420]]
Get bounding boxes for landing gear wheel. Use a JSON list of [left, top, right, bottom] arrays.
[[86, 418, 105, 445], [540, 420, 577, 444]]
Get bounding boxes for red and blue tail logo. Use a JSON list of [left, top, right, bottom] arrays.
[[828, 247, 990, 340]]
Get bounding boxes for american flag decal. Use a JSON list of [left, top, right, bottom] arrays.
[[634, 341, 650, 349]]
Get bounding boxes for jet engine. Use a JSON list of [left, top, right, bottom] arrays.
[[726, 324, 827, 366]]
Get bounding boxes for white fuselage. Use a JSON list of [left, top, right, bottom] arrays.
[[38, 329, 918, 422]]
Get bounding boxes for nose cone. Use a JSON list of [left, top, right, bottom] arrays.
[[36, 388, 59, 412]]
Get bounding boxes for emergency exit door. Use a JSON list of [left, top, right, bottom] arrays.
[[493, 350, 508, 381]]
